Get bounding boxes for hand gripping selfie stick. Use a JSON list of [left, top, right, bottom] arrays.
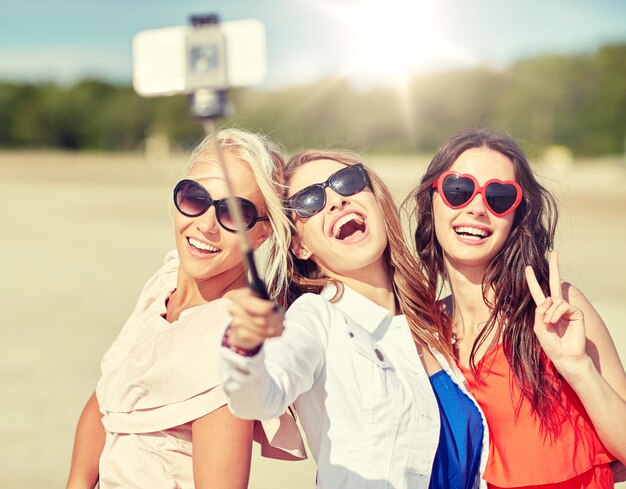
[[189, 14, 271, 301]]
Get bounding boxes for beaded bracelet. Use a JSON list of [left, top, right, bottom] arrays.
[[222, 325, 262, 357]]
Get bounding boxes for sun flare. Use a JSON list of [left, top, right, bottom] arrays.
[[319, 0, 468, 88]]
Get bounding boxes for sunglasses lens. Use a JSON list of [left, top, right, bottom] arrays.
[[175, 181, 208, 217], [442, 174, 475, 207], [331, 166, 368, 196], [216, 198, 258, 231], [291, 186, 326, 218], [485, 183, 519, 215]]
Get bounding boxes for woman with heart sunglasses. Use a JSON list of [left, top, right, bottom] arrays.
[[406, 129, 626, 488], [66, 129, 305, 489], [220, 150, 490, 489]]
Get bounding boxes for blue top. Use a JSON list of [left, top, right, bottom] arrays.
[[428, 369, 484, 489]]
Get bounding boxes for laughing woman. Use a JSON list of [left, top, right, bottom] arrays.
[[65, 129, 304, 489], [407, 129, 626, 488], [220, 150, 489, 489]]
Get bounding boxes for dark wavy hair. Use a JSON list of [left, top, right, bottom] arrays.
[[405, 129, 562, 432], [283, 149, 452, 357]]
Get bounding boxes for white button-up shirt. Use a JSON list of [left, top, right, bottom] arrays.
[[220, 285, 489, 489]]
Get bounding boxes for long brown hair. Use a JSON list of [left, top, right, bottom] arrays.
[[405, 129, 562, 432], [284, 149, 452, 357]]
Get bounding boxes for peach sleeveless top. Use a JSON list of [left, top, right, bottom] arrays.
[[95, 251, 305, 489], [458, 343, 614, 488]]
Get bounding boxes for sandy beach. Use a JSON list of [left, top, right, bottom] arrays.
[[0, 151, 624, 488]]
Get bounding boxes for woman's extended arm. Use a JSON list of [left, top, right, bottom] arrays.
[[219, 289, 329, 420], [526, 252, 626, 463], [192, 405, 254, 489], [66, 392, 105, 489]]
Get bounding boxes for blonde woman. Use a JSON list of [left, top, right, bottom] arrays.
[[66, 129, 304, 489]]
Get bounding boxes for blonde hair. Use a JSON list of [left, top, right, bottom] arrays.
[[186, 128, 292, 302]]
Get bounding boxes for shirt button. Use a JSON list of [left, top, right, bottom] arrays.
[[374, 348, 384, 361], [348, 331, 354, 338]]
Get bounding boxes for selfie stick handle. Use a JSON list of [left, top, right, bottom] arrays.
[[202, 119, 270, 301], [189, 14, 270, 301], [244, 251, 271, 300]]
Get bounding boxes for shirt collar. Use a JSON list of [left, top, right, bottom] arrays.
[[320, 282, 398, 334]]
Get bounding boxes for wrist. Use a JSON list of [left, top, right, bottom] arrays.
[[553, 354, 595, 387], [222, 325, 262, 357]]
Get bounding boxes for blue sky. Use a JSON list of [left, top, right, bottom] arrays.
[[1, 0, 624, 89]]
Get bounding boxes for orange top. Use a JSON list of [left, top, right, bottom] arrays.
[[458, 343, 614, 488]]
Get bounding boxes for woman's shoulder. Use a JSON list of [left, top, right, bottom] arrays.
[[560, 282, 602, 330], [145, 249, 179, 281], [131, 250, 179, 313], [285, 293, 340, 327], [156, 250, 180, 284], [140, 250, 179, 295], [560, 281, 587, 305], [288, 292, 334, 310], [185, 297, 232, 329]]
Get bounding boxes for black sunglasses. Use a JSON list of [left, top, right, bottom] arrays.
[[173, 179, 269, 233], [286, 164, 372, 218]]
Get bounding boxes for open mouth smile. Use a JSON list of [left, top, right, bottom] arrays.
[[330, 212, 367, 242], [453, 225, 492, 241], [187, 237, 221, 254]]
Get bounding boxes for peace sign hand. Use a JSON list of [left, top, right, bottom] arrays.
[[524, 251, 587, 375]]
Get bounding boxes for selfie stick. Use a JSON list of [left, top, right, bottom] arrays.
[[189, 14, 270, 301]]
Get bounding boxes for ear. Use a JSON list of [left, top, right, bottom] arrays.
[[250, 221, 272, 250], [290, 234, 312, 260]]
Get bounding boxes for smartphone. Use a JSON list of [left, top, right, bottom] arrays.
[[132, 19, 267, 96]]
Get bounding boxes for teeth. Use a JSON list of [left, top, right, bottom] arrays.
[[454, 226, 490, 238], [332, 213, 365, 238], [188, 237, 220, 252]]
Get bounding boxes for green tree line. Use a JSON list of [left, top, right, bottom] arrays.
[[0, 43, 624, 156]]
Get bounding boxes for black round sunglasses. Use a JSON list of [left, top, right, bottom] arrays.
[[173, 179, 269, 233]]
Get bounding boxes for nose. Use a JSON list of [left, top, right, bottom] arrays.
[[464, 192, 488, 217], [196, 205, 220, 234], [325, 188, 349, 213]]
